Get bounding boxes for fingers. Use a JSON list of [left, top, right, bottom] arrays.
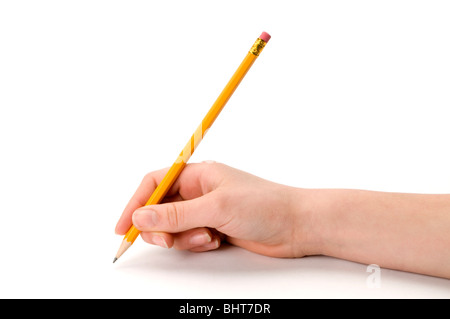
[[116, 162, 229, 256], [115, 163, 218, 235], [115, 167, 170, 235], [140, 228, 222, 252], [132, 191, 223, 233], [139, 231, 173, 249]]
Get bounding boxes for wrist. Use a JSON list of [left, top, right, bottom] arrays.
[[287, 187, 332, 257]]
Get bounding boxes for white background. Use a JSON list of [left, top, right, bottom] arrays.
[[1, 1, 449, 298]]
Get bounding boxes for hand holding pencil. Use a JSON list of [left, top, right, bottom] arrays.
[[114, 31, 450, 280], [114, 32, 271, 262], [115, 162, 304, 257], [116, 161, 450, 279]]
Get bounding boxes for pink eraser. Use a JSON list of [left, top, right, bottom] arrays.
[[259, 31, 271, 43]]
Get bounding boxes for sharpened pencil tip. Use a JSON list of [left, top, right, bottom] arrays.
[[113, 257, 118, 263]]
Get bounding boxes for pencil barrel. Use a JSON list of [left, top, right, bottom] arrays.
[[117, 35, 268, 252]]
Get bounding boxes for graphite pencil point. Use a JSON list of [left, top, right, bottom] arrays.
[[113, 257, 118, 263]]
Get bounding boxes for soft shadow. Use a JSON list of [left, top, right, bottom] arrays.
[[116, 243, 302, 274], [115, 243, 450, 296], [116, 243, 363, 275]]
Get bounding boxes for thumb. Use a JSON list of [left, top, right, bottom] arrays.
[[132, 193, 221, 233]]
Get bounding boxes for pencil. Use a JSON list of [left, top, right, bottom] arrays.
[[114, 31, 271, 263]]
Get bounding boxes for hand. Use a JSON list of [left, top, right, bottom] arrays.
[[115, 161, 450, 278], [115, 162, 314, 257]]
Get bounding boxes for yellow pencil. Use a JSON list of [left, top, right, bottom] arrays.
[[114, 31, 271, 262]]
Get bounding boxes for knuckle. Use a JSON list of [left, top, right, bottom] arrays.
[[166, 203, 183, 229], [207, 161, 225, 172], [142, 172, 155, 185]]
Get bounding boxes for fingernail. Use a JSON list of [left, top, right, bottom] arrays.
[[208, 238, 220, 249], [189, 232, 212, 246], [133, 209, 158, 229], [152, 235, 168, 248]]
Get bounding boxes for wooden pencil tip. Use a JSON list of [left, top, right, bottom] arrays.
[[113, 257, 118, 263]]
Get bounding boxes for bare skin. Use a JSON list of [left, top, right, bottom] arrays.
[[115, 162, 450, 279]]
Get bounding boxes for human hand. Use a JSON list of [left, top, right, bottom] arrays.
[[115, 162, 315, 257], [115, 161, 450, 278]]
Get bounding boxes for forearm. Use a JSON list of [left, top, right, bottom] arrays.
[[299, 188, 450, 278]]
